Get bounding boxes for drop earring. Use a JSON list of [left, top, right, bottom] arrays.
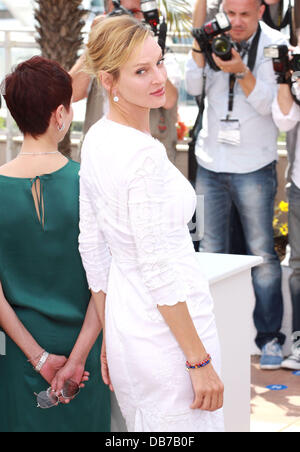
[[58, 123, 65, 132], [113, 93, 119, 103]]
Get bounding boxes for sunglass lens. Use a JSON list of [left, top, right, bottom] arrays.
[[61, 379, 80, 399], [36, 390, 58, 409]]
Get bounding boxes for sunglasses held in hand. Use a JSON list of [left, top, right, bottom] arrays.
[[35, 380, 80, 409]]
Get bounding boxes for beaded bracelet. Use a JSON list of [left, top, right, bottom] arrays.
[[186, 354, 212, 371]]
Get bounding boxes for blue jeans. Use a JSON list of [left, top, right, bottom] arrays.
[[196, 162, 285, 349], [288, 182, 300, 334]]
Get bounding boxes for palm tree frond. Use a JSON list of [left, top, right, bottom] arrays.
[[158, 0, 192, 36]]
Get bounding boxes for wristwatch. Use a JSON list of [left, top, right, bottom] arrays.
[[236, 67, 250, 80]]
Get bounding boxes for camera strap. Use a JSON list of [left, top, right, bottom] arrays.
[[188, 75, 207, 185], [158, 19, 168, 55], [227, 23, 262, 117]]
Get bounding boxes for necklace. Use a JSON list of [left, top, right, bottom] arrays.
[[19, 151, 61, 156]]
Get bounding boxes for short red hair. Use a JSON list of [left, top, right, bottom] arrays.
[[3, 56, 72, 138]]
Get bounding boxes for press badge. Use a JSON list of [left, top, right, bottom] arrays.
[[217, 118, 241, 146]]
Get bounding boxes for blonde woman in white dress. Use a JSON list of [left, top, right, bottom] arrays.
[[78, 15, 224, 432]]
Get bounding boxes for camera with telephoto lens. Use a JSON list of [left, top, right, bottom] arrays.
[[109, 0, 167, 54], [264, 45, 300, 84], [192, 13, 236, 71]]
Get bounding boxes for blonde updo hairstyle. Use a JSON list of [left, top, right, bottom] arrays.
[[85, 15, 151, 93]]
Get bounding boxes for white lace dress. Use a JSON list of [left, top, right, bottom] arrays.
[[79, 117, 224, 432]]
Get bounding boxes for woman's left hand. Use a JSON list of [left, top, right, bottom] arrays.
[[39, 354, 68, 386]]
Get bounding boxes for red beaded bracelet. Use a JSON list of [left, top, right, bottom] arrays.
[[186, 354, 212, 371]]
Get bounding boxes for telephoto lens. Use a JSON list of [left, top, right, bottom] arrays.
[[212, 36, 233, 61]]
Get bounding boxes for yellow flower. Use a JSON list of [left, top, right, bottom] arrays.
[[273, 218, 279, 228], [279, 224, 288, 236], [279, 201, 289, 213]]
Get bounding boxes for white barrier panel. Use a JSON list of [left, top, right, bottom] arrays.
[[110, 252, 263, 433], [0, 332, 6, 356]]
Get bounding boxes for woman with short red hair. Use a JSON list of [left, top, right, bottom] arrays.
[[0, 56, 110, 432]]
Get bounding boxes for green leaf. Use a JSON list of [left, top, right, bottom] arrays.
[[158, 0, 192, 36]]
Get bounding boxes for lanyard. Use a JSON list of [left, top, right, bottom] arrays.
[[226, 24, 262, 117], [278, 0, 283, 27], [228, 74, 237, 115]]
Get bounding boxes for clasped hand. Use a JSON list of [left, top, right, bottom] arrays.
[[39, 354, 90, 404]]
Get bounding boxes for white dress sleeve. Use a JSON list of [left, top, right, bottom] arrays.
[[128, 146, 187, 308], [272, 96, 300, 132], [79, 153, 112, 294]]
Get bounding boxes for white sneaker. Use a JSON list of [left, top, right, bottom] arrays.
[[281, 338, 300, 371]]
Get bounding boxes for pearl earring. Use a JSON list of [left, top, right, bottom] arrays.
[[113, 94, 119, 103]]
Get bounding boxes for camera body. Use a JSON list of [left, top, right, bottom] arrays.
[[192, 13, 234, 71], [109, 0, 167, 54], [264, 45, 300, 83]]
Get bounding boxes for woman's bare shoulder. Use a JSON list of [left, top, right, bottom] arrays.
[[0, 159, 19, 176]]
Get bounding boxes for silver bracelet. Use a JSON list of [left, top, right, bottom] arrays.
[[35, 351, 49, 373]]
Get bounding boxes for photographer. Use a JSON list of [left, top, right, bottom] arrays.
[[195, 0, 300, 257], [70, 0, 180, 164], [186, 0, 287, 369], [272, 75, 300, 370], [203, 0, 300, 44]]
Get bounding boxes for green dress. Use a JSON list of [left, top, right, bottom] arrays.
[[0, 160, 110, 432]]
